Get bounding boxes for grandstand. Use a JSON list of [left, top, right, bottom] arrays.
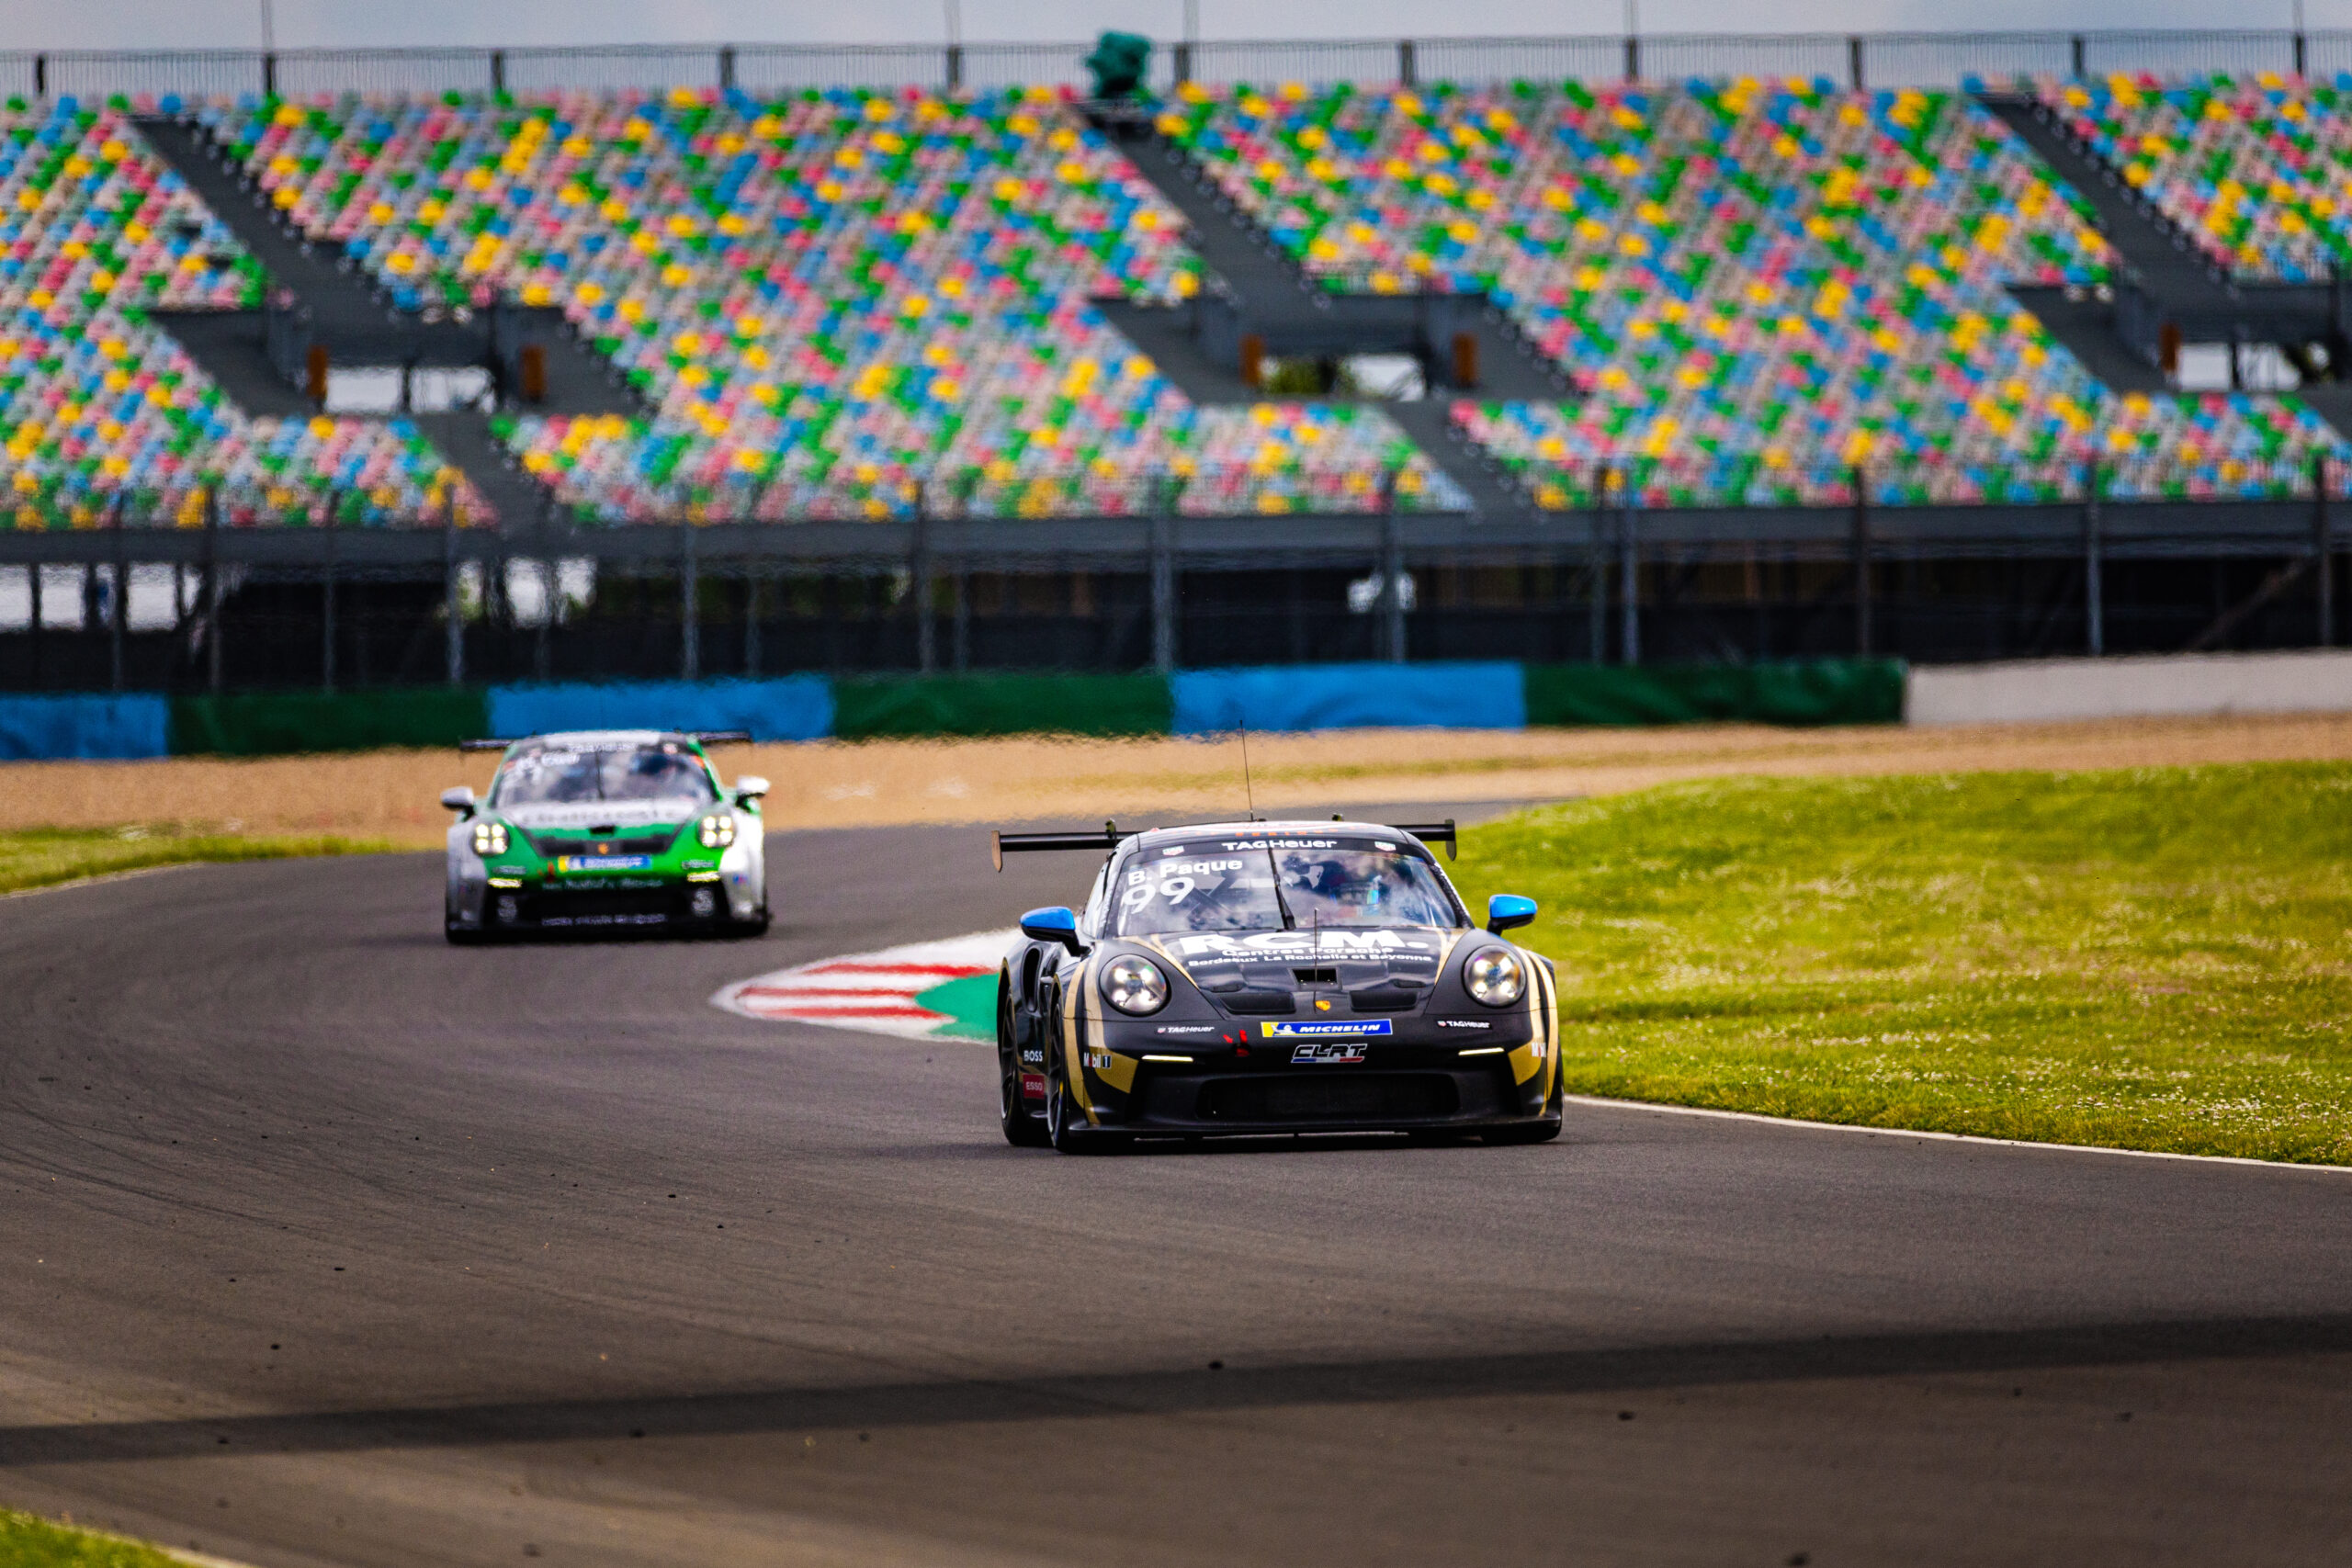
[[1, 28, 2351, 689]]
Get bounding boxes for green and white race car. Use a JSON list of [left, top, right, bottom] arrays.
[[440, 729, 770, 943]]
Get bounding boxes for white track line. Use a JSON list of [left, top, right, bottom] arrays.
[[1564, 1094, 2352, 1174], [0, 863, 193, 901]]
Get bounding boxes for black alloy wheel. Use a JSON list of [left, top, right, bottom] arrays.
[[1045, 1054, 1083, 1153]]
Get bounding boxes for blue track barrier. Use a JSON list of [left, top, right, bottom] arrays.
[[0, 694, 172, 761], [486, 677, 834, 743], [1170, 662, 1527, 736]]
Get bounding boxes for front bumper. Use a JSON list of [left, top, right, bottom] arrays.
[[458, 875, 733, 932], [1066, 1038, 1556, 1135]]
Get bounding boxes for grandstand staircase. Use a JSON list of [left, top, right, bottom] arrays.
[[1980, 91, 2352, 438], [1086, 107, 1569, 516], [134, 115, 627, 528]]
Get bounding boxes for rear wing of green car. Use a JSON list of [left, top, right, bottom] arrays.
[[458, 730, 752, 753]]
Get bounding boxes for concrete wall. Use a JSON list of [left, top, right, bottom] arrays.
[[1908, 650, 2352, 727]]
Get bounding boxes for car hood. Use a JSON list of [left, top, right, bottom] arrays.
[[1139, 925, 1460, 993], [490, 797, 710, 832]]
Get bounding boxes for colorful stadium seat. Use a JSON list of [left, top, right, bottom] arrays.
[[2036, 72, 2352, 283], [0, 96, 486, 528], [1160, 76, 2348, 505], [206, 85, 1468, 521]]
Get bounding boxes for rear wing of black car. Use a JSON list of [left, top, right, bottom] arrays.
[[989, 817, 1454, 871], [991, 822, 1125, 873], [1392, 819, 1457, 860], [458, 730, 752, 753]]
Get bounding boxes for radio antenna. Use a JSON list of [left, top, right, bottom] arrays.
[[1238, 718, 1257, 820]]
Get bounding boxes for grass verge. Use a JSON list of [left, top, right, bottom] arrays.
[[0, 1510, 200, 1567], [0, 826, 400, 897], [1453, 761, 2352, 1165]]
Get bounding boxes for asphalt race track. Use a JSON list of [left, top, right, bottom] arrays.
[[4, 823, 2351, 1567]]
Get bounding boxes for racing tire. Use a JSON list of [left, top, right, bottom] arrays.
[[1045, 1054, 1126, 1156], [1001, 1050, 1050, 1147], [729, 906, 772, 940], [998, 983, 1050, 1148]]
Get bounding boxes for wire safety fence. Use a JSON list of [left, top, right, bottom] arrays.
[[7, 29, 2352, 104]]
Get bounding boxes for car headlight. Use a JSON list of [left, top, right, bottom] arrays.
[[1464, 947, 1526, 1008], [1101, 954, 1170, 1016], [469, 819, 508, 857], [698, 812, 737, 849]]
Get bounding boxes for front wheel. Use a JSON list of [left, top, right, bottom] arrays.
[[1045, 1055, 1125, 1155]]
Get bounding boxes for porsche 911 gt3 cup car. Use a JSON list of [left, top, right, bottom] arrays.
[[440, 729, 769, 942], [992, 818, 1561, 1151]]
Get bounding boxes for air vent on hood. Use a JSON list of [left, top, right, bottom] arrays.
[[1216, 988, 1297, 1016], [1292, 967, 1337, 987]]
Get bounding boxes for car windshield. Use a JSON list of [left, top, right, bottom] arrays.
[[492, 740, 717, 807], [1113, 839, 1461, 936]]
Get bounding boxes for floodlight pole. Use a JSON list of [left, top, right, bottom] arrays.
[[2316, 453, 2334, 648], [321, 499, 337, 693], [680, 520, 700, 681], [911, 485, 935, 675], [204, 487, 223, 693], [2083, 460, 2105, 657], [1589, 465, 1610, 664], [1149, 492, 1176, 674], [1619, 482, 1639, 665], [108, 498, 126, 694], [1851, 466, 1871, 657], [443, 511, 463, 686]]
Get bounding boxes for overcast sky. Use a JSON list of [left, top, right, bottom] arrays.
[[0, 0, 2325, 51]]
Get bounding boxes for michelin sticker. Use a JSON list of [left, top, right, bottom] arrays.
[[714, 931, 1009, 1042]]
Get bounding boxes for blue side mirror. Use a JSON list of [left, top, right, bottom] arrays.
[[1486, 894, 1538, 935], [1020, 905, 1085, 953]]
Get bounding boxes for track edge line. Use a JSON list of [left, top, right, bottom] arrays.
[[1562, 1094, 2352, 1173]]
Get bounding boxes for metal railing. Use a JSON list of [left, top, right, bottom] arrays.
[[1502, 452, 2344, 512], [1, 28, 2350, 102], [0, 479, 493, 533], [526, 461, 1457, 527]]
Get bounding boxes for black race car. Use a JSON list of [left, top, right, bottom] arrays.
[[991, 818, 1562, 1152]]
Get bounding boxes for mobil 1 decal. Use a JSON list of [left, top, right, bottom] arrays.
[[713, 931, 1009, 1043]]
